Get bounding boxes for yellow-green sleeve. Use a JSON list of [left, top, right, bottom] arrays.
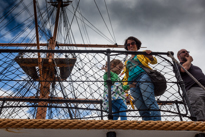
[[122, 60, 129, 93], [149, 56, 157, 64], [122, 60, 129, 85], [137, 54, 157, 69]]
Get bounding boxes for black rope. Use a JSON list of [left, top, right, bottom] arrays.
[[94, 0, 115, 42], [66, 8, 115, 44], [103, 0, 116, 42]]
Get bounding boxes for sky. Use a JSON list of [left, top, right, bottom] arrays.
[[73, 0, 205, 71], [0, 0, 205, 67], [87, 0, 205, 71]]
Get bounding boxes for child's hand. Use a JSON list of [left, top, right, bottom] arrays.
[[125, 94, 135, 109], [125, 93, 130, 104], [101, 65, 107, 72], [129, 82, 137, 88]]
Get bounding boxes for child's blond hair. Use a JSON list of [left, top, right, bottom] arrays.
[[110, 59, 122, 67]]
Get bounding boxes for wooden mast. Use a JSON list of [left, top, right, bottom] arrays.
[[35, 0, 62, 119], [33, 0, 44, 119]]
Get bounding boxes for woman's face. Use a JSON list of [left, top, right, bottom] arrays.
[[126, 39, 138, 51]]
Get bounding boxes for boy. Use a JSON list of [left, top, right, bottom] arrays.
[[102, 59, 130, 120]]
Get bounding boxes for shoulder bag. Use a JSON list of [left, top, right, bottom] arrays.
[[128, 59, 167, 96]]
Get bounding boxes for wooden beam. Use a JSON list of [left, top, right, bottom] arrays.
[[0, 96, 174, 105], [0, 43, 125, 48], [33, 0, 43, 80], [0, 96, 102, 104], [16, 63, 74, 67]]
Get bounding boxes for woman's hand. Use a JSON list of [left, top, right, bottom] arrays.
[[145, 50, 154, 61]]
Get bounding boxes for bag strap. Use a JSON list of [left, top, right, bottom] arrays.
[[128, 58, 144, 68], [128, 58, 152, 73]]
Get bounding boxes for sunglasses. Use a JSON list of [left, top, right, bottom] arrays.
[[126, 42, 136, 47], [180, 51, 190, 54]]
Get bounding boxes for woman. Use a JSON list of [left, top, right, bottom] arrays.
[[123, 36, 161, 121]]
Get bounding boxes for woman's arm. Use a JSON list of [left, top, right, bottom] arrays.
[[137, 54, 157, 69], [145, 50, 157, 64], [147, 56, 157, 64]]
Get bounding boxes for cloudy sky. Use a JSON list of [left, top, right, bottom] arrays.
[[78, 0, 205, 70], [0, 0, 205, 70], [120, 1, 203, 71], [94, 0, 205, 69]]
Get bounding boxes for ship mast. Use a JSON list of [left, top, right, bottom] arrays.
[[34, 0, 70, 119]]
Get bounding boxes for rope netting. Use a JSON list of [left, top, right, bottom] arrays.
[[0, 49, 192, 121]]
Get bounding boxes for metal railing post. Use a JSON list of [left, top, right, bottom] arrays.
[[175, 100, 183, 121], [106, 49, 113, 120], [100, 101, 103, 120], [172, 61, 196, 121]]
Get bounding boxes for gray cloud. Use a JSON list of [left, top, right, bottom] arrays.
[[99, 0, 205, 70]]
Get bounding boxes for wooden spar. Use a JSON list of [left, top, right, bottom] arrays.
[[33, 0, 42, 78], [53, 0, 62, 41], [0, 43, 125, 48], [0, 96, 102, 104], [0, 96, 173, 105], [0, 43, 147, 48], [15, 58, 76, 81]]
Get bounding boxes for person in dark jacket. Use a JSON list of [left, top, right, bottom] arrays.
[[177, 49, 205, 121]]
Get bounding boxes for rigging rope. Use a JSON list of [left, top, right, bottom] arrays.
[[103, 0, 116, 43], [0, 0, 23, 23], [94, 0, 115, 42], [0, 1, 33, 31], [67, 8, 115, 44], [72, 1, 86, 44], [36, 0, 52, 39], [78, 6, 91, 44]]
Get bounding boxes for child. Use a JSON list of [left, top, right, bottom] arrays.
[[102, 59, 130, 120]]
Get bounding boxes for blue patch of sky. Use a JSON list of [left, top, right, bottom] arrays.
[[0, 0, 51, 45]]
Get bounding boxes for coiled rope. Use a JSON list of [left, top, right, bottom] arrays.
[[0, 119, 205, 131]]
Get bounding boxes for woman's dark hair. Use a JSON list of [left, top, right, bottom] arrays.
[[124, 36, 142, 50]]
